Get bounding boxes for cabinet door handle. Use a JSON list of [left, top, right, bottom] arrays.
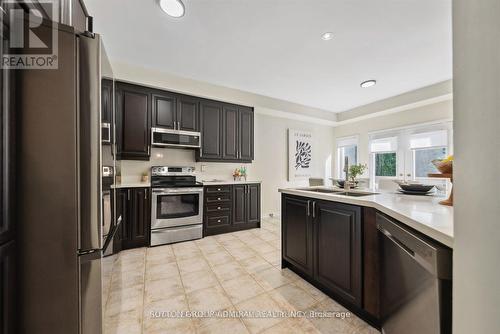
[[173, 121, 176, 129], [312, 201, 316, 218], [145, 191, 148, 200], [306, 200, 310, 216], [127, 189, 130, 201], [177, 121, 180, 130]]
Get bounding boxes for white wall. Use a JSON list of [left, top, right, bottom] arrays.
[[453, 0, 500, 332], [114, 63, 335, 217], [332, 100, 453, 179]]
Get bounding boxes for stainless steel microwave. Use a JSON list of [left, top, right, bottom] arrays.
[[151, 127, 201, 148]]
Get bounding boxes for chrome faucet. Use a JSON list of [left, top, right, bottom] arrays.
[[343, 156, 352, 191]]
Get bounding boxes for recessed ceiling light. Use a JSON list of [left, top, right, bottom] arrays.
[[321, 32, 334, 41], [159, 0, 185, 18], [360, 80, 377, 88]]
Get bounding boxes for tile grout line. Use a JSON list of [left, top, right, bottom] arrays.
[[171, 244, 196, 333], [196, 235, 253, 334]]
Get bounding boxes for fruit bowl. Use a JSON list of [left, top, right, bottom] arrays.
[[432, 159, 453, 174]]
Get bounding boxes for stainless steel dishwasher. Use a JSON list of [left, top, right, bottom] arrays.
[[377, 213, 452, 334]]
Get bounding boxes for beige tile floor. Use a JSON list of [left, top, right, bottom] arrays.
[[102, 218, 380, 334]]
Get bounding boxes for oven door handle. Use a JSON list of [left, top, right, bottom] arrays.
[[152, 188, 203, 195]]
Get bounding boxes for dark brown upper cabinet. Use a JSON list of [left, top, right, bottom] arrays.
[[152, 91, 176, 130], [239, 106, 254, 161], [177, 95, 199, 132], [115, 82, 151, 160], [113, 80, 252, 162], [222, 104, 239, 160], [152, 92, 199, 132], [197, 102, 254, 163], [198, 100, 223, 160]]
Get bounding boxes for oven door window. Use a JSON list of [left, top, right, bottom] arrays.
[[156, 194, 199, 219]]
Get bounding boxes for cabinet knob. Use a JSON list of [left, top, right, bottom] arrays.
[[217, 188, 221, 191], [217, 219, 221, 223], [217, 207, 221, 210], [218, 197, 221, 200]]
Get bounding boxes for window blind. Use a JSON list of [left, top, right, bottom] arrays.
[[409, 130, 448, 149], [369, 136, 398, 153]]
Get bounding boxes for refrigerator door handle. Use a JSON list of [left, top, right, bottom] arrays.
[[102, 215, 122, 253], [77, 34, 102, 252]]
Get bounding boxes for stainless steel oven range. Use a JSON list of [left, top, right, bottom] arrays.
[[150, 166, 204, 246]]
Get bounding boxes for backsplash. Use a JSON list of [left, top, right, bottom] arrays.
[[119, 148, 254, 184]]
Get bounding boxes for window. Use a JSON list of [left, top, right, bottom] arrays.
[[369, 136, 398, 178], [336, 136, 358, 178], [414, 147, 447, 177], [375, 152, 397, 176], [368, 124, 452, 189], [409, 130, 449, 178]]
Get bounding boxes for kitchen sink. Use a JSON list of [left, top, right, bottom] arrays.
[[304, 188, 344, 194], [336, 191, 377, 197]]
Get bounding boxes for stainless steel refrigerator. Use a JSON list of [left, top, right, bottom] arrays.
[[17, 20, 117, 334]]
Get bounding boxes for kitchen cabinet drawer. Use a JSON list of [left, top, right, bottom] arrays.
[[206, 215, 230, 228], [206, 193, 231, 203], [206, 203, 231, 213], [205, 185, 231, 194]]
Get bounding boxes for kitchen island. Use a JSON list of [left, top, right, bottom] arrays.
[[279, 187, 453, 247], [278, 186, 453, 329]]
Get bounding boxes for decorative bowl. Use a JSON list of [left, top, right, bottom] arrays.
[[399, 184, 435, 192], [432, 159, 452, 174]]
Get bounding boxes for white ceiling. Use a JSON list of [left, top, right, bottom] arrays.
[[86, 0, 452, 113]]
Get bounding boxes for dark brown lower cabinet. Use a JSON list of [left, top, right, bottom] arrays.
[[0, 240, 15, 334], [281, 194, 362, 307], [314, 200, 362, 307], [204, 184, 260, 236], [282, 196, 314, 277], [118, 187, 151, 249]]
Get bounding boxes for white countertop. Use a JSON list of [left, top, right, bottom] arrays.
[[112, 182, 151, 189], [279, 187, 454, 248], [202, 180, 262, 186]]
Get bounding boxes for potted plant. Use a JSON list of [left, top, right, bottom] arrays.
[[349, 163, 367, 185]]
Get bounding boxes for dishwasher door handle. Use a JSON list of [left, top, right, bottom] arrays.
[[378, 225, 416, 259]]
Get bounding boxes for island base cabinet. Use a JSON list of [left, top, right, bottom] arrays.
[[281, 194, 363, 308], [314, 201, 362, 307], [281, 195, 314, 277]]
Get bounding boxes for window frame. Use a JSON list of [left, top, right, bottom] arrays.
[[336, 136, 359, 179], [368, 121, 452, 188]]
